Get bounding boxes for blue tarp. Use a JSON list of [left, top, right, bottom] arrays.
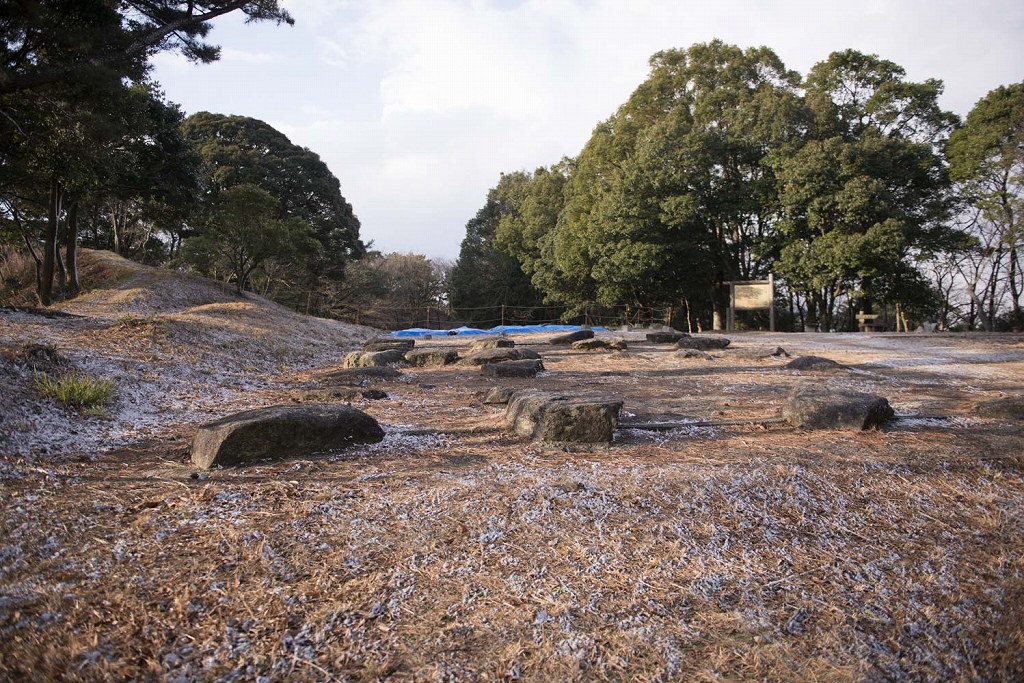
[[391, 324, 608, 338]]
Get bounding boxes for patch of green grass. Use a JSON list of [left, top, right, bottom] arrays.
[[115, 313, 147, 329], [34, 372, 115, 412]]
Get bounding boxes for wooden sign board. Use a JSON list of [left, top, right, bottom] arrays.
[[727, 275, 775, 331], [733, 283, 772, 310]]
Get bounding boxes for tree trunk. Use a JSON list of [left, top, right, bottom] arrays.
[[1008, 245, 1022, 328], [12, 206, 43, 294], [55, 215, 67, 293], [39, 177, 62, 305], [712, 284, 725, 331], [66, 202, 80, 295], [112, 202, 123, 256]]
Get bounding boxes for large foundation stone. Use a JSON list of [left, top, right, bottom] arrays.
[[342, 349, 406, 368], [547, 330, 594, 345], [191, 404, 385, 469], [405, 348, 459, 367], [506, 390, 623, 443], [782, 386, 893, 430]]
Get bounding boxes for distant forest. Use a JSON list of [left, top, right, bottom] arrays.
[[1, 4, 1021, 332], [450, 42, 1024, 333]]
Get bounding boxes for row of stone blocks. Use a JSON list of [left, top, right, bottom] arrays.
[[187, 386, 1024, 470], [189, 390, 623, 469]]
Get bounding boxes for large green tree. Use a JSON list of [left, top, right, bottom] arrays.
[[449, 174, 547, 325], [182, 112, 365, 279], [0, 1, 292, 97], [526, 41, 802, 325], [80, 84, 202, 263], [183, 184, 317, 294], [772, 50, 959, 330], [0, 0, 291, 303], [947, 83, 1024, 329], [342, 252, 448, 329]]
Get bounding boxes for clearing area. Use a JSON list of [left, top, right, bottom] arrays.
[[1, 252, 1023, 681]]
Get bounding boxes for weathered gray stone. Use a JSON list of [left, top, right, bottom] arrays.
[[608, 340, 628, 351], [319, 366, 401, 384], [547, 330, 594, 345], [506, 390, 623, 443], [483, 387, 517, 405], [731, 346, 791, 360], [304, 387, 388, 401], [467, 337, 515, 353], [782, 386, 894, 430], [972, 396, 1024, 420], [678, 349, 714, 360], [572, 339, 612, 351], [460, 348, 541, 366], [481, 359, 545, 378], [784, 355, 843, 371], [676, 337, 731, 351], [363, 338, 414, 352], [646, 332, 688, 344], [191, 404, 385, 469], [342, 349, 406, 368], [405, 348, 459, 367]]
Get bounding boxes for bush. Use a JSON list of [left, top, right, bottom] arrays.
[[35, 372, 115, 411]]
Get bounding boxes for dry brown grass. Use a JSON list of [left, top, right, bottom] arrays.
[[2, 253, 1024, 681]]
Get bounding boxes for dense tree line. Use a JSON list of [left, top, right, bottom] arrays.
[[0, 1, 369, 316], [451, 41, 1023, 332]]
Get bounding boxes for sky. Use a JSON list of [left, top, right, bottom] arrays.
[[150, 0, 1024, 261]]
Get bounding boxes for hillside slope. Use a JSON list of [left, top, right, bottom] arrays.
[[0, 250, 375, 457]]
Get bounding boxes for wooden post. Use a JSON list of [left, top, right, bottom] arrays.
[[501, 303, 506, 327], [426, 305, 431, 330], [727, 283, 735, 332], [769, 273, 776, 332]]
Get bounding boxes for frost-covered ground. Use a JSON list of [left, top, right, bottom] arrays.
[[1, 252, 374, 457], [2, 252, 1024, 681]]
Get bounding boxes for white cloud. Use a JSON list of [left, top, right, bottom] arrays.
[[153, 0, 1024, 260], [218, 47, 288, 65]]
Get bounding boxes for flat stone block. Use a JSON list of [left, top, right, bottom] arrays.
[[548, 330, 594, 345], [303, 387, 388, 401], [646, 332, 688, 343], [342, 349, 406, 368], [785, 355, 843, 371], [405, 348, 459, 366], [461, 348, 541, 366], [481, 359, 544, 378], [506, 390, 623, 443], [676, 337, 730, 350], [483, 387, 517, 405], [191, 404, 385, 469], [572, 339, 618, 351], [363, 338, 414, 352], [782, 386, 893, 430], [972, 396, 1024, 420], [467, 337, 515, 353]]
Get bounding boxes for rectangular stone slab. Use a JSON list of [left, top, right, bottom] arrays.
[[506, 390, 622, 443], [782, 387, 893, 430], [191, 404, 385, 469]]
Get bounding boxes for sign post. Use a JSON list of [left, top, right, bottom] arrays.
[[726, 274, 775, 332]]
